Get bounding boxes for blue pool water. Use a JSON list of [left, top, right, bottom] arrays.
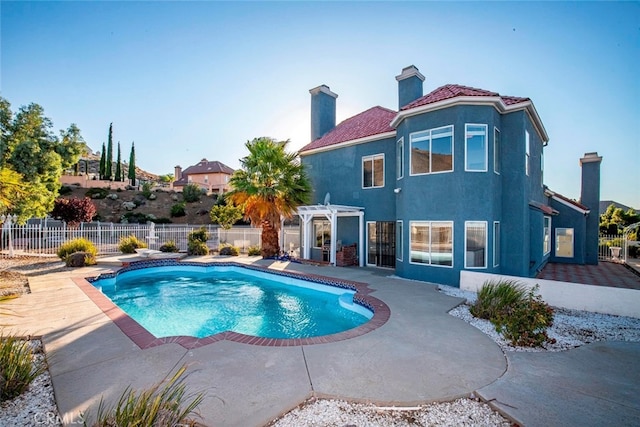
[[92, 265, 372, 339]]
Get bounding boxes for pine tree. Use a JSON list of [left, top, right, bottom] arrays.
[[106, 123, 113, 180], [115, 142, 122, 182], [99, 142, 106, 180], [128, 142, 136, 186]]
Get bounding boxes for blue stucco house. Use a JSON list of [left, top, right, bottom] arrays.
[[297, 65, 602, 286]]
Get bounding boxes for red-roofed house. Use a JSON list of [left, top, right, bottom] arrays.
[[297, 65, 602, 286], [173, 159, 234, 194]]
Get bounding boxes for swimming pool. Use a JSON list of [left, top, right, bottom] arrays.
[[89, 262, 381, 343]]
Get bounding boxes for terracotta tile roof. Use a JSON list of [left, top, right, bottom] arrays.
[[401, 84, 530, 111], [300, 106, 396, 153], [181, 159, 234, 176], [550, 191, 590, 212]]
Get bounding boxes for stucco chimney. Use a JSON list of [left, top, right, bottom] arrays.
[[174, 165, 182, 181], [579, 152, 602, 265], [396, 65, 425, 109], [309, 85, 338, 141]]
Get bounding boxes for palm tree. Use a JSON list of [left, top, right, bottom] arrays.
[[226, 137, 311, 258]]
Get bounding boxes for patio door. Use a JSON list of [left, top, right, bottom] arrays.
[[367, 221, 396, 268]]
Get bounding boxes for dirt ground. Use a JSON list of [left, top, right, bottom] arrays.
[[0, 257, 67, 297]]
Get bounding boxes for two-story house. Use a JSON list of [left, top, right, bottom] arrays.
[[298, 65, 601, 286], [173, 159, 234, 195]]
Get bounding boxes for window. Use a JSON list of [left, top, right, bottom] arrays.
[[555, 228, 574, 258], [465, 221, 487, 268], [493, 221, 500, 267], [541, 150, 544, 187], [363, 154, 384, 188], [410, 125, 453, 175], [494, 127, 501, 174], [525, 130, 530, 176], [396, 220, 403, 261], [409, 221, 453, 266], [204, 175, 209, 184], [396, 138, 404, 180], [543, 216, 551, 255], [313, 220, 331, 248], [465, 124, 488, 171]]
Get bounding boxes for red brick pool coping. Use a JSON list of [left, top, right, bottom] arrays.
[[72, 263, 390, 350]]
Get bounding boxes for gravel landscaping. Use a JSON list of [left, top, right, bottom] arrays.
[[2, 257, 640, 426]]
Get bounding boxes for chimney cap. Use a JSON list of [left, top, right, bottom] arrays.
[[579, 152, 602, 165], [309, 84, 338, 98], [396, 65, 425, 82]]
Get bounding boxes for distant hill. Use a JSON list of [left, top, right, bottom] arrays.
[[74, 153, 159, 182], [600, 200, 637, 215]]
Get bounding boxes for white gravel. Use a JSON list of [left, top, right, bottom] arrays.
[[3, 286, 640, 427]]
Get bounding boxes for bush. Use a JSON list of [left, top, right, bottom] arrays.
[[57, 238, 98, 261], [182, 183, 202, 203], [89, 365, 203, 427], [470, 280, 527, 320], [159, 240, 179, 253], [219, 244, 240, 256], [187, 228, 209, 256], [121, 212, 152, 224], [51, 197, 97, 227], [59, 185, 73, 196], [171, 203, 186, 217], [85, 188, 108, 199], [141, 182, 153, 199], [118, 235, 148, 254], [151, 217, 173, 224], [0, 334, 46, 402], [247, 245, 261, 256], [187, 227, 208, 244]]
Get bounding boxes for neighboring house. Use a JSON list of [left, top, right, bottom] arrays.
[[298, 65, 602, 286], [173, 159, 234, 194]]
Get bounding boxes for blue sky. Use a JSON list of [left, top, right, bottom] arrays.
[[2, 1, 639, 208]]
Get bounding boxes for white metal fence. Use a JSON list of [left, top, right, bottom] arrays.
[[598, 233, 627, 262], [0, 216, 300, 258]]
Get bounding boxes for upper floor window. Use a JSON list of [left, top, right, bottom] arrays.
[[525, 130, 530, 176], [494, 127, 501, 175], [362, 154, 384, 188], [396, 138, 404, 180], [541, 151, 544, 187], [204, 175, 209, 184], [410, 125, 453, 175], [465, 124, 488, 172]]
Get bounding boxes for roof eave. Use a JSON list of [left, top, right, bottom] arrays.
[[299, 131, 397, 156]]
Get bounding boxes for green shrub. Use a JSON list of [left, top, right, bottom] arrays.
[[57, 238, 98, 260], [85, 188, 108, 199], [470, 280, 527, 320], [247, 245, 261, 256], [494, 288, 555, 347], [151, 217, 172, 224], [0, 334, 46, 401], [219, 244, 240, 256], [118, 235, 148, 254], [159, 240, 179, 253], [170, 203, 186, 217], [88, 365, 203, 427], [59, 185, 73, 196], [121, 212, 152, 224], [187, 240, 209, 256], [141, 182, 153, 199], [187, 228, 208, 244], [182, 183, 203, 203]]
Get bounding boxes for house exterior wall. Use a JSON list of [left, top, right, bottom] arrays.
[[178, 172, 232, 193], [549, 199, 587, 264]]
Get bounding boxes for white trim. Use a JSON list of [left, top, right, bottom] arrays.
[[395, 65, 425, 82], [464, 221, 488, 269], [366, 221, 376, 267], [493, 127, 501, 175], [525, 129, 530, 176], [464, 123, 488, 172], [409, 125, 454, 176], [362, 153, 385, 189], [396, 220, 403, 262], [390, 96, 549, 144], [546, 192, 590, 215], [396, 137, 404, 180], [543, 216, 551, 256], [408, 220, 454, 268], [309, 85, 338, 99], [493, 221, 500, 267], [555, 227, 575, 258], [299, 131, 396, 156]]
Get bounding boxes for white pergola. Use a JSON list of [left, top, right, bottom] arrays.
[[297, 204, 365, 267]]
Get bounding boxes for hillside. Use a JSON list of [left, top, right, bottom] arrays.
[[76, 153, 160, 182]]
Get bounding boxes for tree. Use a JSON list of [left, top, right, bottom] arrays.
[[0, 167, 28, 215], [600, 204, 640, 234], [0, 97, 85, 223], [50, 197, 97, 227], [115, 142, 122, 182], [226, 137, 311, 258], [99, 142, 106, 179], [105, 123, 113, 180], [128, 142, 136, 186], [210, 203, 244, 230]]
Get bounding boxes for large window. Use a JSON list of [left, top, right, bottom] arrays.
[[555, 228, 574, 258], [525, 130, 530, 176], [543, 216, 551, 255], [396, 138, 404, 180], [396, 220, 403, 261], [494, 127, 501, 174], [465, 221, 487, 268], [313, 220, 331, 248], [410, 125, 453, 175], [465, 124, 488, 171], [493, 221, 500, 267], [363, 154, 384, 188], [409, 221, 453, 266]]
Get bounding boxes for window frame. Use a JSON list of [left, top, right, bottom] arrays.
[[493, 127, 501, 175], [362, 153, 385, 189], [396, 220, 403, 261], [465, 124, 488, 172], [555, 227, 574, 258], [409, 125, 454, 176], [409, 220, 454, 268], [493, 221, 500, 267], [313, 219, 331, 249], [396, 137, 404, 180], [543, 216, 551, 255], [525, 129, 530, 176], [464, 221, 488, 269]]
